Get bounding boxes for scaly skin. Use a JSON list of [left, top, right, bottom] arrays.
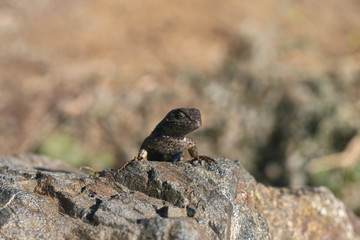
[[137, 108, 202, 162], [116, 108, 214, 172]]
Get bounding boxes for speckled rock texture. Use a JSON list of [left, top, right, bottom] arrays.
[[0, 154, 359, 240], [256, 184, 360, 240]]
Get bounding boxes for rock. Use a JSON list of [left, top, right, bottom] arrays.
[[0, 154, 359, 240], [114, 158, 270, 240], [256, 184, 360, 240], [1, 153, 82, 174]]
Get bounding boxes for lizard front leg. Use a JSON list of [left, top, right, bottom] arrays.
[[188, 145, 199, 160], [118, 148, 148, 172], [184, 137, 199, 160], [185, 137, 216, 164], [136, 148, 148, 161]]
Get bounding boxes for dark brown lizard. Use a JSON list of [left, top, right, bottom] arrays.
[[137, 108, 202, 162], [82, 108, 213, 175], [118, 108, 213, 171]]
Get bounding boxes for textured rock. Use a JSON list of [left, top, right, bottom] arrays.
[[256, 184, 360, 240], [114, 158, 269, 240], [0, 154, 359, 240]]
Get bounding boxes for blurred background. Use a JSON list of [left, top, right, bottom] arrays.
[[1, 0, 360, 214]]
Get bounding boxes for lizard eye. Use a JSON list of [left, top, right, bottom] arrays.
[[176, 111, 185, 119]]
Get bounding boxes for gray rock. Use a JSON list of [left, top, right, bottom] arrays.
[[114, 159, 269, 240], [0, 154, 358, 240]]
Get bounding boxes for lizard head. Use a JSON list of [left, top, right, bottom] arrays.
[[155, 108, 202, 137]]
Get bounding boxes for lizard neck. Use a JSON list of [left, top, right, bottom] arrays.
[[152, 125, 186, 138]]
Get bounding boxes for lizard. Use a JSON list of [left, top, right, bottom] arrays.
[[81, 108, 213, 175], [137, 107, 202, 162], [118, 108, 214, 171]]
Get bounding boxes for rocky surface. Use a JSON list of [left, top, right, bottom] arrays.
[[0, 154, 359, 240], [256, 185, 360, 240]]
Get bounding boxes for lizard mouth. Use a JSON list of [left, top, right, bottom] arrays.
[[195, 119, 202, 128]]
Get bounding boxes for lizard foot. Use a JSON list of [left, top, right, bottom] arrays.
[[190, 155, 216, 165]]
